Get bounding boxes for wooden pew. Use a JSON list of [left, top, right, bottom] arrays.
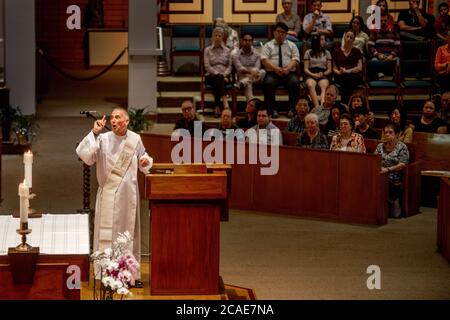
[[437, 177, 450, 263], [282, 131, 299, 146], [0, 250, 88, 300], [364, 138, 422, 217], [140, 133, 389, 225], [412, 132, 450, 171]]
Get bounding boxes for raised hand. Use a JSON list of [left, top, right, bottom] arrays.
[[93, 115, 106, 135]]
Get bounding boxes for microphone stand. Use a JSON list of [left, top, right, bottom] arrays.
[[81, 111, 112, 132]]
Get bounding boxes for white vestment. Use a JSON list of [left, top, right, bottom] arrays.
[[76, 130, 153, 278]]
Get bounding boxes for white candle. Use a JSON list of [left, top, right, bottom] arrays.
[[23, 150, 33, 188], [18, 180, 29, 224]]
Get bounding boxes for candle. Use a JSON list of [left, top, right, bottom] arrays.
[[23, 150, 33, 188], [18, 180, 30, 224]]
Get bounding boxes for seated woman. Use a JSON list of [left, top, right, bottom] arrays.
[[236, 97, 260, 129], [286, 96, 312, 133], [297, 113, 329, 149], [330, 113, 366, 152], [204, 27, 232, 118], [276, 0, 301, 42], [375, 122, 410, 218], [375, 0, 395, 32], [382, 106, 414, 143], [348, 93, 374, 127], [434, 28, 450, 92], [324, 103, 347, 137], [414, 100, 448, 134], [341, 15, 369, 54], [333, 30, 364, 104], [213, 18, 239, 54], [304, 34, 332, 108]]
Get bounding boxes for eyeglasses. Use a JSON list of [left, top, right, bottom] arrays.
[[282, 2, 292, 4]]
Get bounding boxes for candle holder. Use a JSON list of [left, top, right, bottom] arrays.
[[13, 189, 42, 219], [15, 222, 32, 252]]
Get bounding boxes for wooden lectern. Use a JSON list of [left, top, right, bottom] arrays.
[[145, 163, 230, 295]]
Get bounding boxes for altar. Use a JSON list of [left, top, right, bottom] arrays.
[[0, 214, 90, 299]]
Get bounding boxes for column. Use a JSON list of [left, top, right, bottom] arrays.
[[4, 0, 35, 115], [128, 0, 162, 113]]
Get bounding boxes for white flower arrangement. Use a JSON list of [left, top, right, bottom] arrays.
[[91, 231, 140, 299]]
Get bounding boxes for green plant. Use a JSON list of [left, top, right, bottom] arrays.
[[13, 107, 40, 145], [128, 107, 152, 132]]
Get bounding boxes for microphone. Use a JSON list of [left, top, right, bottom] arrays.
[[80, 110, 97, 115]]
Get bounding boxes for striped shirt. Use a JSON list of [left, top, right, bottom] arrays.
[[368, 29, 401, 58], [232, 47, 261, 75]]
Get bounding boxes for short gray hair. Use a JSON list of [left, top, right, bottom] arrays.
[[305, 113, 319, 126], [212, 27, 225, 36]]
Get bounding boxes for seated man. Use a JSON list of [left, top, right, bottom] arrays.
[[353, 107, 380, 140], [173, 99, 200, 137], [232, 32, 266, 101], [397, 0, 435, 40], [302, 0, 333, 39], [236, 97, 260, 129], [261, 22, 300, 118], [435, 2, 450, 42], [414, 100, 448, 134], [204, 109, 245, 142], [311, 84, 347, 127], [368, 13, 401, 79], [286, 96, 311, 133], [249, 105, 283, 145]]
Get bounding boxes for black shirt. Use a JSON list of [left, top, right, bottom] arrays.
[[174, 116, 200, 136], [397, 9, 435, 38], [355, 126, 380, 140], [237, 115, 257, 129], [414, 117, 446, 133]]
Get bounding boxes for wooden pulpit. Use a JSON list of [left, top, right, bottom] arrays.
[[145, 163, 230, 295]]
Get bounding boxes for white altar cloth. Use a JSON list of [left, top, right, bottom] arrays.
[[0, 214, 89, 255]]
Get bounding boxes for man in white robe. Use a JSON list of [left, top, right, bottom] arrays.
[[76, 107, 153, 282]]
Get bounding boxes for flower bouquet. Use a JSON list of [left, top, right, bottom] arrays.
[[91, 231, 140, 300]]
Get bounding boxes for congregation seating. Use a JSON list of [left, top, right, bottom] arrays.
[[170, 25, 203, 75], [437, 177, 450, 263], [140, 132, 390, 225], [399, 40, 436, 103], [280, 131, 422, 218], [364, 59, 402, 106], [168, 21, 443, 114]]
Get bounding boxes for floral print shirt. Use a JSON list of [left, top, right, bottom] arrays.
[[330, 132, 366, 153], [375, 141, 409, 183]]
